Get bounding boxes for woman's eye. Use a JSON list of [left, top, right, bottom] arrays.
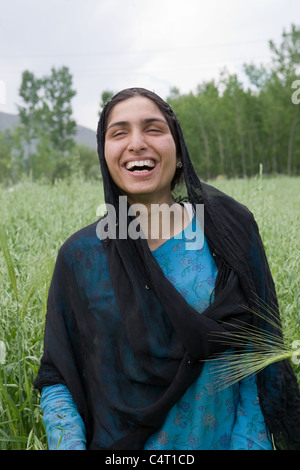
[[147, 128, 162, 133], [113, 131, 127, 137]]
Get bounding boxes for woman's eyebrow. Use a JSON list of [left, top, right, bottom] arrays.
[[106, 117, 168, 132], [106, 120, 129, 131], [143, 118, 168, 125]]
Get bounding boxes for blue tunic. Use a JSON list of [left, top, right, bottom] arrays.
[[41, 215, 273, 450], [144, 217, 271, 450]]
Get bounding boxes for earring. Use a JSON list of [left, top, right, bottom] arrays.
[[176, 161, 183, 168]]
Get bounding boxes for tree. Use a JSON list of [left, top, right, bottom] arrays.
[[269, 24, 300, 83], [76, 144, 100, 179], [99, 90, 115, 115], [43, 67, 77, 154], [220, 72, 249, 178], [167, 91, 205, 177], [17, 71, 43, 172], [0, 130, 13, 181], [16, 66, 77, 179]]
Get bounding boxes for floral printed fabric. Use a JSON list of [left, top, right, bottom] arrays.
[[143, 363, 272, 450]]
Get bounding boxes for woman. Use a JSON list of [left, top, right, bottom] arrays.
[[35, 88, 300, 450]]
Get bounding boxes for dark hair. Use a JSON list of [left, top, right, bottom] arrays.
[[101, 87, 183, 191]]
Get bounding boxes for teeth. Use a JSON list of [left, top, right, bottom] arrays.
[[125, 160, 155, 170]]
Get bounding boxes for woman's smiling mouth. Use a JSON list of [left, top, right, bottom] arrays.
[[125, 159, 156, 173]]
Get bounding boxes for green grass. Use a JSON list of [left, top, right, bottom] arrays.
[[0, 175, 299, 449]]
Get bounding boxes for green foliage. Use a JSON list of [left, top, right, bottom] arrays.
[[0, 130, 14, 181], [99, 90, 114, 114], [75, 145, 100, 180]]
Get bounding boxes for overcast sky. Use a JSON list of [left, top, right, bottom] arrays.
[[0, 0, 299, 130]]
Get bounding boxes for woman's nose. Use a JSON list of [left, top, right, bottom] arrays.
[[127, 129, 147, 153]]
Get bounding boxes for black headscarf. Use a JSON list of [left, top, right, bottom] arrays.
[[35, 88, 300, 450]]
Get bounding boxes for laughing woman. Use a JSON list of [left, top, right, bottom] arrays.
[[35, 88, 300, 450]]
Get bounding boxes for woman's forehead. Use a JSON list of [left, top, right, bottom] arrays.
[[106, 95, 166, 126]]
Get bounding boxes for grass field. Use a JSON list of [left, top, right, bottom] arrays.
[[0, 176, 299, 449]]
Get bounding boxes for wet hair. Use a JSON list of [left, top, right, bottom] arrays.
[[101, 87, 183, 191]]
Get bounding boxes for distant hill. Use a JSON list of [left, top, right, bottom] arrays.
[[0, 111, 97, 151]]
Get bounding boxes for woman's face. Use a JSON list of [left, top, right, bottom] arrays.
[[104, 96, 178, 205]]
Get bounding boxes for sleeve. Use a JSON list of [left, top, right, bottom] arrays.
[[41, 384, 86, 450], [230, 375, 273, 450]]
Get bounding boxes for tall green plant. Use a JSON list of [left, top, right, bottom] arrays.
[[0, 226, 46, 449]]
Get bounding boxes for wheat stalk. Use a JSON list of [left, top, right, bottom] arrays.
[[205, 296, 300, 391]]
